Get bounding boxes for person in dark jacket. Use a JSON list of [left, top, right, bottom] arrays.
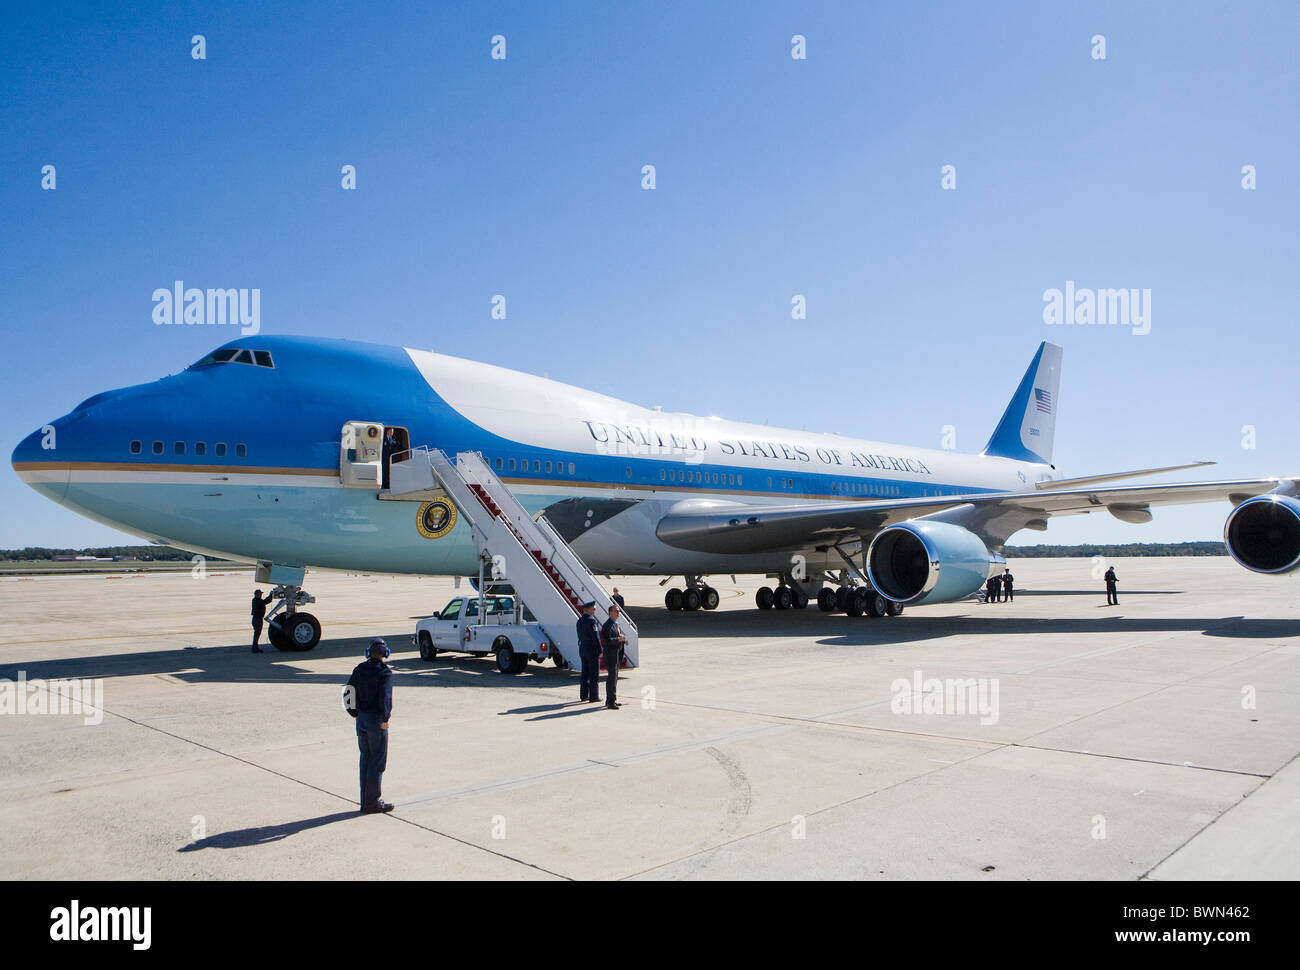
[[1104, 566, 1119, 606], [250, 589, 273, 652], [985, 574, 1000, 604], [576, 602, 602, 703], [600, 605, 627, 710], [381, 427, 399, 489], [345, 638, 394, 813], [611, 588, 625, 608], [1000, 569, 1014, 602]]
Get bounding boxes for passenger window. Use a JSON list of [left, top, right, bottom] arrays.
[[152, 441, 164, 455], [215, 443, 227, 457], [174, 441, 186, 455], [130, 440, 142, 455], [495, 457, 503, 471], [545, 460, 553, 473], [533, 460, 541, 472], [235, 443, 247, 458], [195, 442, 206, 456], [508, 458, 516, 471], [568, 462, 575, 475]]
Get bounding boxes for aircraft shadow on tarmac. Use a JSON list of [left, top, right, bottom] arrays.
[[3, 605, 1298, 686], [177, 810, 359, 851]]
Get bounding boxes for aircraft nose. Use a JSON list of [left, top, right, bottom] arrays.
[[12, 421, 72, 504]]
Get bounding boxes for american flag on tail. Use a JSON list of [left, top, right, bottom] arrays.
[[1034, 387, 1052, 413]]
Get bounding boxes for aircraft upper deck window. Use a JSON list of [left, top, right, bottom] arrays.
[[130, 440, 142, 455]]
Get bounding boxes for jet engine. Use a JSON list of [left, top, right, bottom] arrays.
[[867, 520, 999, 605], [1224, 494, 1300, 574]]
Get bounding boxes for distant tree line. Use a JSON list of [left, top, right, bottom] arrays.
[[0, 545, 240, 562], [1006, 541, 1227, 558]]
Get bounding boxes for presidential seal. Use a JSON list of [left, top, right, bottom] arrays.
[[416, 500, 457, 540]]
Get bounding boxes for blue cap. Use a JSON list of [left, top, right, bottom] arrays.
[[581, 600, 596, 608]]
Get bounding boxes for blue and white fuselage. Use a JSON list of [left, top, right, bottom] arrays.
[[12, 336, 1055, 577]]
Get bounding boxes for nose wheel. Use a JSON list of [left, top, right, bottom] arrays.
[[264, 583, 321, 651]]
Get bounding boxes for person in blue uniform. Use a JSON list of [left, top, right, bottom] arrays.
[[1104, 566, 1119, 606], [600, 604, 627, 710], [576, 601, 601, 703], [1000, 568, 1014, 602], [250, 589, 273, 653], [345, 638, 394, 813], [985, 574, 1000, 604]]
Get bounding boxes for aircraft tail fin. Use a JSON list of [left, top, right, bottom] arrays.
[[982, 341, 1062, 465]]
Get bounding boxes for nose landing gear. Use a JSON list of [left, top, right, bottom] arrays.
[[265, 584, 321, 651]]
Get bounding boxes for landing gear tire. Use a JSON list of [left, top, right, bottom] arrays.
[[845, 589, 867, 617], [834, 587, 850, 612], [756, 586, 774, 610], [267, 620, 289, 650], [791, 587, 809, 610], [701, 587, 720, 611], [817, 588, 836, 612], [773, 585, 793, 610], [665, 588, 684, 611], [418, 631, 437, 661], [276, 612, 321, 651], [495, 638, 527, 675], [886, 600, 905, 617], [682, 588, 702, 611], [865, 591, 888, 618]]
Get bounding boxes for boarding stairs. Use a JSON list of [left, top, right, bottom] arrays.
[[389, 448, 637, 670]]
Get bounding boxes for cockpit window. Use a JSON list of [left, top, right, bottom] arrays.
[[192, 347, 274, 368]]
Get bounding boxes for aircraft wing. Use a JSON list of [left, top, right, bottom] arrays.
[[654, 477, 1299, 555]]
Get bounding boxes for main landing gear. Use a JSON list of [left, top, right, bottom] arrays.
[[664, 575, 721, 612], [757, 567, 904, 619], [265, 585, 321, 651]]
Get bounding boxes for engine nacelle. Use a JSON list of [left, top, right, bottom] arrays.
[[867, 520, 998, 605], [1224, 494, 1300, 574]]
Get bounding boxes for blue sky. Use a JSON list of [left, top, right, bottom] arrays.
[[2, 0, 1297, 548]]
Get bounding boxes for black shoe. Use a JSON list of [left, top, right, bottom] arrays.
[[605, 702, 621, 709], [588, 698, 601, 704], [362, 801, 394, 814], [251, 646, 263, 653]]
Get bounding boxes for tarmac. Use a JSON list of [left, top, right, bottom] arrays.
[[0, 557, 1296, 881]]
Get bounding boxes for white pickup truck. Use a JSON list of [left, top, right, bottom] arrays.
[[414, 593, 563, 674]]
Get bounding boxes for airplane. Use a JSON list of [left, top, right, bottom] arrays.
[[12, 337, 1300, 651]]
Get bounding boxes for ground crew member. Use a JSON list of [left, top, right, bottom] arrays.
[[1001, 568, 1014, 602], [1104, 566, 1119, 606], [251, 589, 273, 652], [344, 638, 394, 814], [576, 601, 601, 703], [600, 605, 627, 710], [985, 574, 1000, 604]]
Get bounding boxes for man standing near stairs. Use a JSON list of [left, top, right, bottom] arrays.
[[601, 605, 627, 710], [577, 601, 602, 703]]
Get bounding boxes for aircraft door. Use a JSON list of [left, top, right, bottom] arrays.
[[340, 421, 384, 487]]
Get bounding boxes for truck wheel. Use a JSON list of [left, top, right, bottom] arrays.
[[551, 651, 568, 668], [495, 638, 527, 674], [418, 631, 437, 661]]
